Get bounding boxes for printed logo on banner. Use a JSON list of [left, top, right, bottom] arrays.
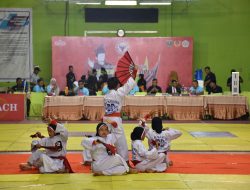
[[166, 40, 173, 48], [174, 40, 181, 47], [0, 13, 29, 30], [116, 42, 129, 55], [54, 40, 66, 46], [182, 40, 190, 48]]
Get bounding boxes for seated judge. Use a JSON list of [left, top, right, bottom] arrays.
[[208, 82, 223, 94], [189, 80, 204, 95], [75, 80, 89, 96], [166, 80, 181, 95], [33, 78, 45, 92], [147, 78, 162, 95]]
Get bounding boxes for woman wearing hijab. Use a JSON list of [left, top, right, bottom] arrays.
[[47, 78, 60, 96], [146, 117, 182, 167], [131, 126, 166, 173]]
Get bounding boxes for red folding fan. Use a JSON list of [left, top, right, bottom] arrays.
[[115, 51, 137, 85]]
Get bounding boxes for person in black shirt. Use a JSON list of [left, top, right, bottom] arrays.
[[87, 69, 98, 95], [226, 69, 243, 93], [9, 77, 31, 116], [208, 82, 223, 94], [66, 65, 76, 90], [204, 66, 216, 92], [137, 74, 147, 92], [147, 78, 162, 94], [166, 80, 181, 95]]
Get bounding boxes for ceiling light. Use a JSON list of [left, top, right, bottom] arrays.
[[105, 1, 137, 6], [71, 0, 102, 5], [76, 2, 101, 4], [139, 0, 171, 5]]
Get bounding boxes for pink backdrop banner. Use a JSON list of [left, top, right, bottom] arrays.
[[52, 37, 193, 91]]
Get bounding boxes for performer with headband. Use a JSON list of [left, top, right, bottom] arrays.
[[19, 120, 73, 173], [82, 122, 136, 176]]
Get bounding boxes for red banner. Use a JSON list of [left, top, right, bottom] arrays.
[[0, 94, 25, 121], [52, 37, 193, 91]]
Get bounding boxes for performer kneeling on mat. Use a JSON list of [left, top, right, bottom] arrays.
[[131, 126, 167, 173], [82, 122, 137, 176], [19, 120, 73, 173]]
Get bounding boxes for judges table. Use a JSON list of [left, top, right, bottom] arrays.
[[43, 95, 249, 121]]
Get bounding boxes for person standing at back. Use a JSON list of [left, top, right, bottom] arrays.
[[204, 66, 216, 93], [66, 65, 76, 91]]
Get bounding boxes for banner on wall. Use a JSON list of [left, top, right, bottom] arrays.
[[0, 94, 25, 121], [0, 8, 32, 81], [52, 37, 193, 91]]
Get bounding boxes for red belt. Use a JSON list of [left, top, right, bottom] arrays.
[[132, 160, 141, 166], [51, 156, 74, 173], [105, 112, 121, 117]]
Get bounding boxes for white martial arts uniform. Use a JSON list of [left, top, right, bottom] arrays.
[[103, 77, 136, 161], [131, 140, 166, 172], [27, 123, 69, 173], [82, 134, 129, 175], [146, 128, 182, 163]]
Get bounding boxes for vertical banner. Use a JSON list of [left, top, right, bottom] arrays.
[[52, 37, 193, 91], [0, 8, 32, 81]]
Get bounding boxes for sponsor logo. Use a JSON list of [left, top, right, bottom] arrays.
[[54, 40, 66, 46], [174, 40, 181, 47], [166, 40, 173, 48], [116, 41, 129, 55], [182, 40, 190, 48]]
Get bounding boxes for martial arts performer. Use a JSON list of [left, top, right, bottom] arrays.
[[102, 68, 137, 166], [131, 126, 166, 173], [145, 117, 182, 166], [19, 120, 73, 173], [82, 122, 136, 176]]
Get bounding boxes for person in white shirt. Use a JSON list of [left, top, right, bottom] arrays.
[[131, 126, 166, 173], [82, 122, 136, 176], [30, 66, 41, 88], [19, 120, 73, 173], [102, 75, 137, 166], [145, 117, 182, 167]]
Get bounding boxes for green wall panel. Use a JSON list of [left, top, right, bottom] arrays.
[[0, 0, 249, 91]]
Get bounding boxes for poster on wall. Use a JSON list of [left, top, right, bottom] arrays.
[[0, 8, 32, 81], [52, 37, 193, 91]]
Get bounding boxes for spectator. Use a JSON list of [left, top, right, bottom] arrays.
[[30, 66, 41, 89], [76, 80, 89, 96], [66, 65, 76, 90], [204, 66, 216, 92], [189, 80, 204, 95], [33, 78, 45, 92], [98, 67, 109, 90], [226, 69, 243, 93], [47, 78, 60, 96], [10, 77, 31, 116], [147, 78, 162, 94], [87, 69, 98, 96], [129, 85, 140, 95], [166, 80, 181, 95], [208, 82, 222, 94], [102, 82, 109, 95], [137, 74, 147, 92]]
